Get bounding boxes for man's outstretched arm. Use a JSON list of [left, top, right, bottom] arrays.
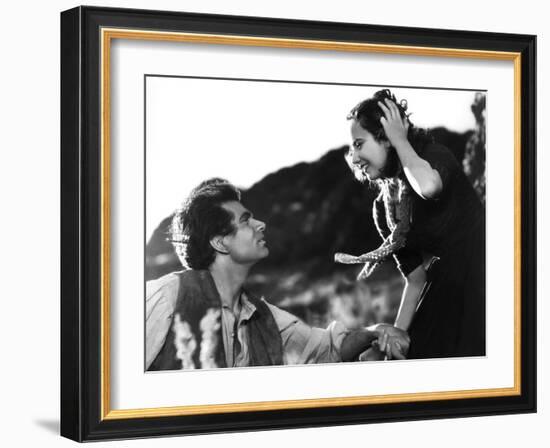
[[265, 301, 409, 364]]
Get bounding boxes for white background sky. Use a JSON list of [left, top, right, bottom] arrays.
[[147, 77, 480, 239]]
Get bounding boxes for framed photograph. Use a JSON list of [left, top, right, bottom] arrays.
[[60, 6, 536, 442]]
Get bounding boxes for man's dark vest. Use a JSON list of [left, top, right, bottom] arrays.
[[148, 270, 283, 370]]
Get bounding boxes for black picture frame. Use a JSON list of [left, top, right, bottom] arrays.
[[61, 5, 536, 442]]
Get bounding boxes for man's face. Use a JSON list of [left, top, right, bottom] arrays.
[[220, 201, 269, 266]]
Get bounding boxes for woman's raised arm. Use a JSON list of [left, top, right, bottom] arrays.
[[378, 98, 443, 199]]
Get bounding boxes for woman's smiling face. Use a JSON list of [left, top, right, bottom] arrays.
[[349, 119, 390, 181]]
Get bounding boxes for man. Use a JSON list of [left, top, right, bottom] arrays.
[[146, 178, 408, 370]]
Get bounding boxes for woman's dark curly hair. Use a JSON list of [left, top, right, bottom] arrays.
[[169, 178, 240, 270], [347, 89, 433, 180]]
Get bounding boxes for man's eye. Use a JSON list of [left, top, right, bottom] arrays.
[[353, 141, 362, 149]]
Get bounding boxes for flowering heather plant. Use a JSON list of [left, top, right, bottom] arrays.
[[199, 308, 221, 369], [172, 313, 197, 369]]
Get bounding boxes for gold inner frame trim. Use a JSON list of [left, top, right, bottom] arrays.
[[100, 27, 522, 421]]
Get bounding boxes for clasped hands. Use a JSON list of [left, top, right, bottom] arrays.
[[366, 323, 410, 360]]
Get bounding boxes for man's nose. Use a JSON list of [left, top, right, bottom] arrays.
[[351, 150, 360, 165], [255, 219, 266, 232]]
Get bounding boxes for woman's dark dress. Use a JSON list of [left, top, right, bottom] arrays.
[[375, 143, 485, 359]]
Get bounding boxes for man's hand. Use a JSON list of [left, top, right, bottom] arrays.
[[359, 344, 386, 361], [340, 327, 379, 362]]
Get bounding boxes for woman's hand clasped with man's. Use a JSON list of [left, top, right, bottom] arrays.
[[365, 324, 410, 360]]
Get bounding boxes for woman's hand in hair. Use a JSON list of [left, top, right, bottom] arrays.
[[378, 98, 443, 200], [378, 98, 410, 148]]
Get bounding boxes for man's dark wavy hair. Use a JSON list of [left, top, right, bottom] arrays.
[[346, 89, 433, 181], [169, 178, 240, 270]]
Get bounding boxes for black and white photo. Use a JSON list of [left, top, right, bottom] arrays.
[[144, 78, 487, 370]]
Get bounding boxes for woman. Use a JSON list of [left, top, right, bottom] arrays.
[[338, 89, 485, 359]]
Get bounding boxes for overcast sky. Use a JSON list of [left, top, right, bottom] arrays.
[[146, 77, 482, 240]]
